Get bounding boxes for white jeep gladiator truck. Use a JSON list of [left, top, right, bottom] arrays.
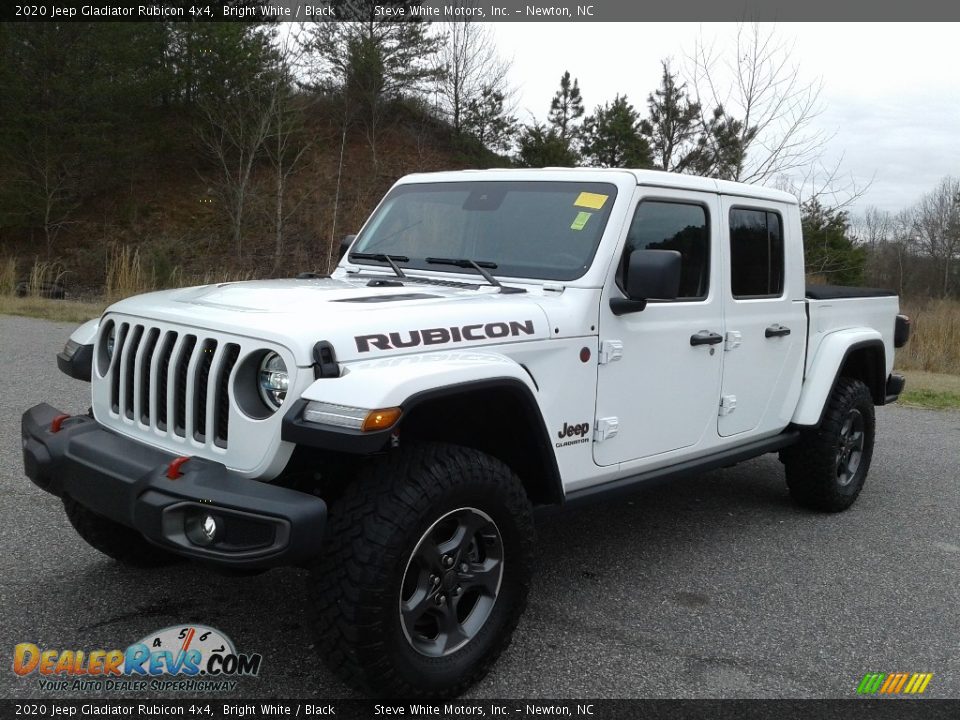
[[22, 169, 910, 697]]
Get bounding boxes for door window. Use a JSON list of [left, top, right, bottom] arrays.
[[620, 201, 710, 300], [729, 208, 784, 298]]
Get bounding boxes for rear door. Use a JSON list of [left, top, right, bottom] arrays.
[[717, 199, 806, 437], [594, 188, 724, 466]]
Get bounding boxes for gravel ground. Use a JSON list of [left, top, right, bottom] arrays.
[[0, 314, 957, 700]]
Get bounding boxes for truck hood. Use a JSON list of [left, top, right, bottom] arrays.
[[104, 276, 553, 365]]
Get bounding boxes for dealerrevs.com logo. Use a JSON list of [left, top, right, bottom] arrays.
[[13, 624, 261, 692]]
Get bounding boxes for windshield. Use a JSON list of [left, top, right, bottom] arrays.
[[350, 181, 618, 281]]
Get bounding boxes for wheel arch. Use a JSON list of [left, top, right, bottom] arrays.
[[398, 379, 564, 507], [793, 333, 887, 427]]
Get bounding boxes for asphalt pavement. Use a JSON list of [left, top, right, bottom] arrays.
[[1, 314, 958, 700]]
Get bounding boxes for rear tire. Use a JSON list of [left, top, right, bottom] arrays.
[[311, 443, 534, 698], [783, 377, 876, 512], [63, 495, 180, 568]]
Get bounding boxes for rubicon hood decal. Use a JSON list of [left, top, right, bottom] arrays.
[[355, 320, 536, 353]]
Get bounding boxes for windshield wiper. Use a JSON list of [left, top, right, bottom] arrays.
[[348, 252, 409, 279], [425, 257, 526, 294]]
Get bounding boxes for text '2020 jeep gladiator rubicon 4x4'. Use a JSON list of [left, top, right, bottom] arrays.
[[22, 169, 910, 696]]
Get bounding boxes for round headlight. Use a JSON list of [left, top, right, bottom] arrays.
[[257, 352, 288, 410]]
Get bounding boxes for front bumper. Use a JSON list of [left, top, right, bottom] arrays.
[[22, 403, 326, 569]]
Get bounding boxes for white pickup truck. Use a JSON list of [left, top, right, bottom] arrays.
[[22, 168, 910, 697]]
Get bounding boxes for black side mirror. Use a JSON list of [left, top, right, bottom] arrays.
[[610, 249, 682, 316], [338, 234, 357, 261]]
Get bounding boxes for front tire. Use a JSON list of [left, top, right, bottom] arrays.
[[783, 377, 876, 512], [311, 443, 534, 697]]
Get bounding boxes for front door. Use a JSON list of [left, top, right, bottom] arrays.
[[594, 189, 723, 467]]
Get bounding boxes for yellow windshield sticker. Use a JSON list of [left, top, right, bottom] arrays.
[[574, 192, 608, 210], [571, 211, 592, 231]]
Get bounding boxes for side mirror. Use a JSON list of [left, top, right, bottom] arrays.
[[610, 249, 682, 316], [338, 234, 357, 261]]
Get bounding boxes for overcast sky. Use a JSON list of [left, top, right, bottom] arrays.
[[489, 22, 959, 215]]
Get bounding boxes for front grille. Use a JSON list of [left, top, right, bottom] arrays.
[[106, 321, 240, 448]]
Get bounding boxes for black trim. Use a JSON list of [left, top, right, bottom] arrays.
[[885, 373, 906, 403], [400, 378, 563, 505], [281, 378, 564, 505], [334, 293, 441, 303], [21, 403, 327, 569], [815, 339, 887, 425], [609, 297, 647, 315], [558, 431, 800, 510], [281, 399, 394, 453], [57, 343, 93, 382], [805, 285, 896, 299], [312, 341, 340, 379]]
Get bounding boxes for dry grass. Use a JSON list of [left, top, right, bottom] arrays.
[[0, 295, 106, 323], [105, 244, 154, 302], [896, 298, 960, 375], [29, 259, 67, 294], [0, 257, 16, 295]]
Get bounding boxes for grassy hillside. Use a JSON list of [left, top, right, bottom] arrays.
[[0, 98, 506, 299]]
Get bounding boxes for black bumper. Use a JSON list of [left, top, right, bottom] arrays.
[[885, 373, 906, 404], [22, 403, 326, 569]]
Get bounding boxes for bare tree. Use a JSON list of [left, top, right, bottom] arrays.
[[25, 135, 79, 254], [196, 80, 277, 257], [436, 18, 511, 134], [686, 23, 829, 183], [265, 29, 312, 262], [912, 176, 960, 297]]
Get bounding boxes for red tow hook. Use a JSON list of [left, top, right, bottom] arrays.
[[50, 414, 71, 433], [167, 456, 191, 480]]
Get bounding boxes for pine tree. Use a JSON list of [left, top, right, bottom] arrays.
[[581, 95, 652, 168], [463, 86, 517, 153], [642, 62, 704, 173], [802, 198, 867, 285], [516, 122, 578, 167], [547, 71, 584, 142]]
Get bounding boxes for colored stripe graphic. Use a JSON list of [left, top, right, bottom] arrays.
[[858, 672, 932, 695]]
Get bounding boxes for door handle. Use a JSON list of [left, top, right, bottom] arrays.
[[765, 324, 791, 338], [690, 331, 723, 346]]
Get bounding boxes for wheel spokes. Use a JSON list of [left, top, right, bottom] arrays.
[[399, 507, 504, 658], [459, 558, 502, 596]]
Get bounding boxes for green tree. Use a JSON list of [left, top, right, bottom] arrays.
[[516, 122, 578, 167], [641, 62, 704, 173], [547, 70, 584, 142], [308, 2, 443, 163], [463, 86, 517, 153], [802, 198, 867, 285], [581, 95, 652, 168]]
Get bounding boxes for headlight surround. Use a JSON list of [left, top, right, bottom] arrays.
[[257, 352, 288, 410]]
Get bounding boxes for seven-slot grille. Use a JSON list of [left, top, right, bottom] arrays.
[[106, 321, 241, 448]]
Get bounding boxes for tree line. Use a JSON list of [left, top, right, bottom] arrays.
[[0, 13, 956, 297]]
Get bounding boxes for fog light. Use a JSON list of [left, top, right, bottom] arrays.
[[185, 512, 219, 546]]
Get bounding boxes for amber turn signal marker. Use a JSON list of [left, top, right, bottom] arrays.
[[362, 407, 402, 432]]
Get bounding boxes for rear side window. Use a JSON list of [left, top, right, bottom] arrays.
[[729, 208, 784, 298], [622, 201, 710, 300]]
